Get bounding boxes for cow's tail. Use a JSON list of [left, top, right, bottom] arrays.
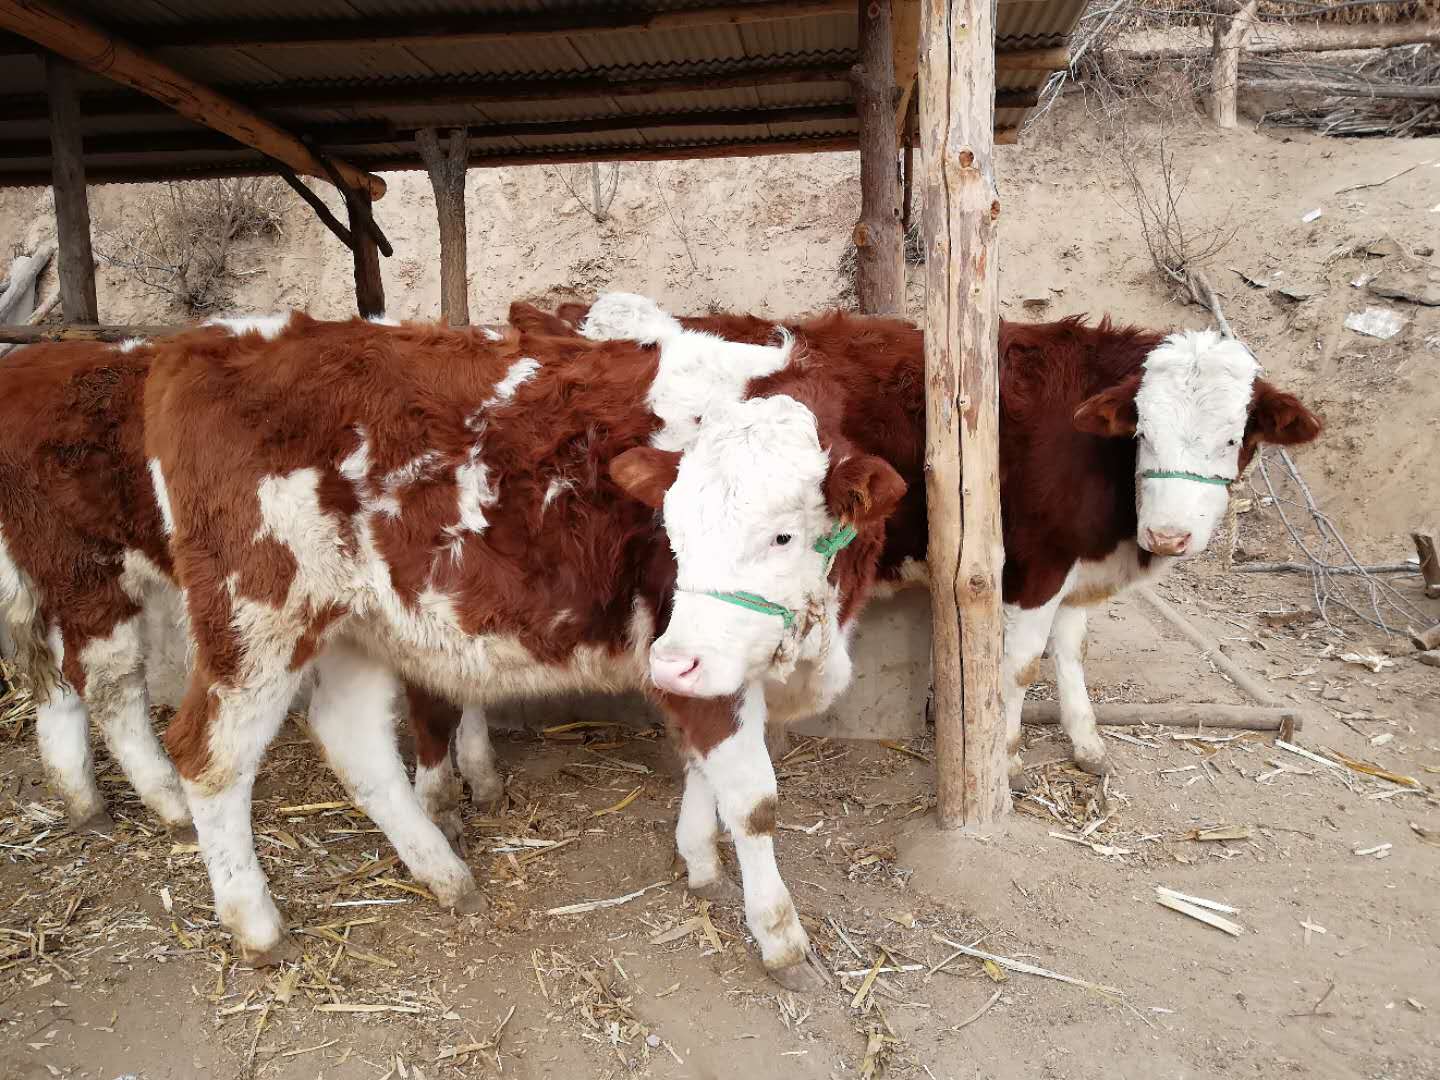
[[0, 546, 61, 704]]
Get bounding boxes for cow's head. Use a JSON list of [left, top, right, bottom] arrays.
[[1074, 329, 1321, 558], [611, 394, 904, 698]]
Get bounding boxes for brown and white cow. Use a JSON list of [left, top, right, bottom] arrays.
[[142, 313, 903, 985], [510, 295, 1322, 786]]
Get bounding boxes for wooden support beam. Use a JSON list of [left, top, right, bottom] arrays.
[[346, 190, 385, 320], [0, 122, 392, 162], [51, 1, 856, 51], [416, 129, 470, 327], [275, 167, 354, 250], [892, 0, 922, 136], [0, 323, 177, 344], [44, 55, 97, 324], [995, 45, 1069, 70], [1210, 0, 1259, 129], [921, 0, 1007, 828], [0, 0, 384, 200], [853, 1, 904, 316]]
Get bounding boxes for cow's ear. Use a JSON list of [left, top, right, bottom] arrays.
[[609, 447, 681, 508], [1074, 374, 1140, 437], [508, 301, 574, 336], [826, 454, 906, 525], [1248, 380, 1322, 446], [555, 302, 592, 330]]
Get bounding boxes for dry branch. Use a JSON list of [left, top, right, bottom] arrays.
[[1022, 701, 1304, 731]]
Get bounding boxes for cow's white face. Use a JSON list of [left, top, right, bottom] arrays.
[[610, 395, 903, 699], [1075, 330, 1321, 560]]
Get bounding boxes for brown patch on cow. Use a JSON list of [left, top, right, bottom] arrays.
[[1014, 656, 1043, 689], [660, 694, 741, 756], [745, 795, 778, 837], [164, 678, 220, 782], [406, 683, 461, 769], [1062, 582, 1119, 608], [287, 601, 349, 671]]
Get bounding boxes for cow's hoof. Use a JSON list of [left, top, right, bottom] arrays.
[[767, 951, 829, 993], [71, 809, 115, 836], [467, 775, 504, 808], [689, 876, 742, 904], [242, 935, 298, 968], [168, 822, 199, 845], [450, 888, 488, 917], [1008, 769, 1033, 793], [435, 810, 467, 856], [1073, 748, 1110, 777]]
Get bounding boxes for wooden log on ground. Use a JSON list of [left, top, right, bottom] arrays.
[[1108, 20, 1440, 61], [1138, 587, 1289, 709], [1022, 701, 1304, 732], [1241, 77, 1440, 102], [44, 57, 97, 324], [1210, 0, 1258, 129], [0, 240, 54, 323], [853, 0, 904, 316], [416, 128, 470, 327], [1414, 530, 1440, 599], [1233, 561, 1418, 576], [1409, 622, 1440, 652], [922, 0, 1007, 829], [0, 0, 384, 200], [0, 324, 179, 345]]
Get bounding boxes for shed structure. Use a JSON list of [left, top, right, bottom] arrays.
[[0, 0, 1088, 828]]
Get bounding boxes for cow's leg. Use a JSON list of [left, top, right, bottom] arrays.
[[310, 646, 482, 914], [674, 765, 740, 902], [77, 617, 192, 833], [1001, 596, 1064, 790], [454, 704, 504, 805], [405, 684, 465, 850], [673, 687, 820, 991], [1049, 605, 1106, 775], [35, 630, 108, 831], [170, 675, 297, 964]]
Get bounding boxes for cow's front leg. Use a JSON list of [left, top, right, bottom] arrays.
[[1049, 605, 1106, 775], [455, 705, 504, 805], [674, 765, 741, 902], [1001, 596, 1064, 790], [405, 684, 466, 850], [668, 686, 821, 991]]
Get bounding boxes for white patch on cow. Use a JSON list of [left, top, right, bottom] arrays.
[[33, 626, 104, 825], [255, 469, 351, 599], [340, 426, 372, 485], [383, 451, 442, 491], [148, 459, 175, 535], [309, 643, 476, 906], [205, 313, 293, 340], [455, 705, 503, 804], [445, 455, 498, 556], [116, 337, 148, 353], [78, 617, 190, 827], [482, 327, 503, 342], [542, 477, 574, 513], [367, 315, 400, 327], [675, 765, 725, 891], [549, 609, 575, 632], [1134, 330, 1259, 556], [1049, 605, 1105, 773], [580, 292, 683, 344], [484, 357, 540, 407], [649, 395, 837, 698], [583, 293, 793, 452]]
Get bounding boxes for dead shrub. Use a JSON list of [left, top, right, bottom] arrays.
[[98, 177, 288, 312]]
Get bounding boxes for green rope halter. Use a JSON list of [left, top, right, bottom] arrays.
[[701, 522, 858, 626], [1141, 469, 1233, 487]]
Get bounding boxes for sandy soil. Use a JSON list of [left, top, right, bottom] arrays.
[[1, 97, 1437, 1079]]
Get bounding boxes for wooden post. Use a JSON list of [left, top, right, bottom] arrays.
[[901, 91, 917, 235], [1210, 0, 1259, 129], [920, 0, 1006, 828], [853, 0, 904, 316], [347, 189, 385, 319], [416, 128, 470, 326], [1413, 529, 1440, 600], [45, 55, 97, 324]]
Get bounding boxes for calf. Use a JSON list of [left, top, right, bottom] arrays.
[[536, 296, 1322, 784], [145, 313, 902, 986]]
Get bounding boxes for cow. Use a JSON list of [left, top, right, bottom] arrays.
[[142, 313, 904, 987], [494, 295, 1322, 787]]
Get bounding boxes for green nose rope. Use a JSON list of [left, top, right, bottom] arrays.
[[701, 522, 858, 627], [1141, 469, 1233, 487]]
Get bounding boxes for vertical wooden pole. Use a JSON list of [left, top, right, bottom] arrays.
[[44, 54, 97, 323], [901, 90, 917, 235], [347, 189, 385, 319], [920, 0, 1007, 828], [416, 127, 471, 326], [853, 0, 904, 315], [1210, 0, 1259, 129]]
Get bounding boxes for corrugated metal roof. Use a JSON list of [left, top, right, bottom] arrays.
[[0, 1, 1085, 188]]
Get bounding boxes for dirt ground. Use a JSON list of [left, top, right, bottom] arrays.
[[1, 93, 1438, 1079]]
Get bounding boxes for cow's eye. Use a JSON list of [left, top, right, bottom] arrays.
[[774, 534, 792, 547]]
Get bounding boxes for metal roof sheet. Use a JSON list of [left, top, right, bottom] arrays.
[[0, 1, 1084, 188]]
